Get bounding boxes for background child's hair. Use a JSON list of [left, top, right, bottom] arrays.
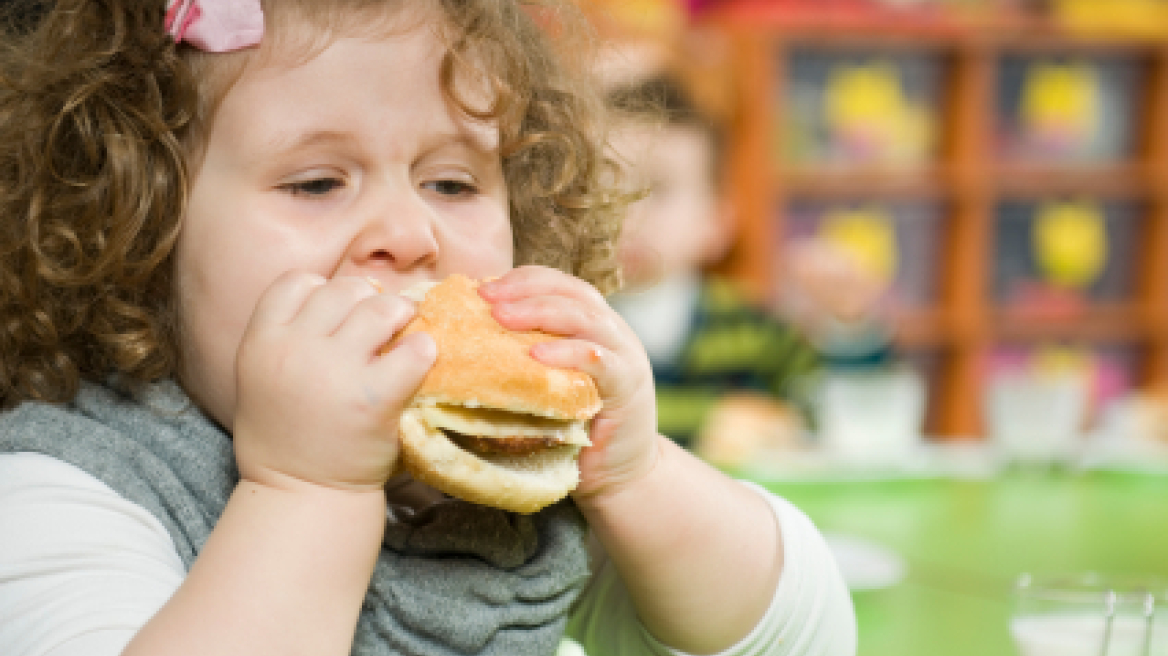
[[606, 72, 727, 190], [0, 0, 628, 409]]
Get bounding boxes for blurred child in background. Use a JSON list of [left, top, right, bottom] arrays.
[[607, 73, 895, 451]]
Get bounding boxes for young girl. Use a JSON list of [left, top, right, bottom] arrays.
[[0, 2, 855, 655]]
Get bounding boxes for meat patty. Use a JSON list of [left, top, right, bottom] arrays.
[[446, 430, 562, 457]]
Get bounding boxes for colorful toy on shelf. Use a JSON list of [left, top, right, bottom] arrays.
[[784, 52, 942, 168], [998, 55, 1144, 164], [993, 199, 1138, 316], [783, 200, 942, 310], [1019, 61, 1099, 158], [819, 206, 899, 289], [824, 61, 934, 166], [1032, 200, 1107, 292]]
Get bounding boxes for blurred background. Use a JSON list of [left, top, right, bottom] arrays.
[[579, 1, 1168, 654]]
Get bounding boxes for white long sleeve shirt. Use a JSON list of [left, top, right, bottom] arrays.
[[0, 452, 856, 656]]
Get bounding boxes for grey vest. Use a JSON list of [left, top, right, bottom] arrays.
[[0, 380, 590, 655]]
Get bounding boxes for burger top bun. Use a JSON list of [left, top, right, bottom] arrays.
[[396, 274, 602, 421]]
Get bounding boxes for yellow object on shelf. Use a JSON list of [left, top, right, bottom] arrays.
[[1020, 62, 1099, 149], [1032, 200, 1107, 291], [824, 62, 934, 165], [1054, 0, 1168, 39], [1032, 345, 1094, 379], [820, 206, 899, 287]]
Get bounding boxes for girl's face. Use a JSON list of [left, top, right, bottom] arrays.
[[175, 18, 513, 429]]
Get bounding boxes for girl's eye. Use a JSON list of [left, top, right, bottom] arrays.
[[423, 179, 477, 197], [283, 177, 344, 197]]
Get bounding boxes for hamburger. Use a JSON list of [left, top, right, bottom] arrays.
[[389, 274, 601, 514]]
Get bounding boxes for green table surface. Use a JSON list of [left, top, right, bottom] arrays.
[[760, 468, 1168, 656]]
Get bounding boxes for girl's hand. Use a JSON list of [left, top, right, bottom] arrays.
[[480, 266, 660, 502], [231, 272, 437, 493]]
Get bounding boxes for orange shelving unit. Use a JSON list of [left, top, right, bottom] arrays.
[[699, 1, 1168, 437]]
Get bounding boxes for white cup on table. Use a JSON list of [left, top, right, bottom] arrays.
[[986, 370, 1091, 467], [815, 365, 926, 465]]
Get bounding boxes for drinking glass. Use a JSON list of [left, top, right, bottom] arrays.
[[1011, 573, 1168, 656]]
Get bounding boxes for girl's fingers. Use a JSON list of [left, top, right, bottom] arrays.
[[529, 338, 613, 386], [292, 276, 381, 337], [248, 270, 327, 332], [331, 292, 417, 356], [480, 265, 607, 308], [367, 331, 437, 407], [529, 338, 647, 407], [495, 292, 650, 405], [492, 293, 629, 352]]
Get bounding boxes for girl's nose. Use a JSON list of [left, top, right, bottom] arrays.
[[348, 192, 439, 273]]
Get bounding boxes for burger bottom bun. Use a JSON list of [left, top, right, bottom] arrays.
[[399, 409, 582, 514]]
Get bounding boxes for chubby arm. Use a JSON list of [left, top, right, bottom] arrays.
[[0, 452, 388, 656], [126, 274, 435, 656], [124, 482, 386, 656], [575, 437, 782, 654], [579, 431, 780, 648], [482, 267, 804, 654], [567, 477, 857, 656]]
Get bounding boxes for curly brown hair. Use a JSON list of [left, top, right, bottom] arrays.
[[0, 0, 628, 409]]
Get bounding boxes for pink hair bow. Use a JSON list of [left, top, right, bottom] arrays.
[[165, 0, 264, 53]]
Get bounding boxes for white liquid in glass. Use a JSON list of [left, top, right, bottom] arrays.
[[1011, 614, 1167, 656]]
